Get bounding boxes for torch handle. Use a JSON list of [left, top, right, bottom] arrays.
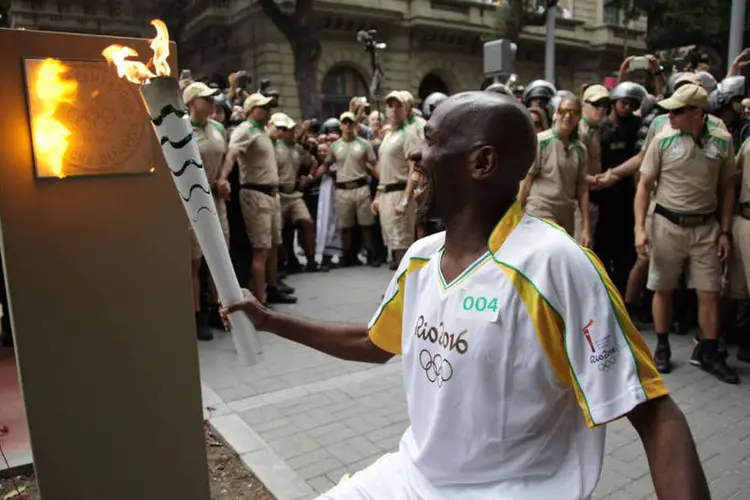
[[141, 81, 262, 365]]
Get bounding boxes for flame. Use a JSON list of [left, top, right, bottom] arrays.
[[32, 59, 78, 178], [102, 18, 171, 85], [149, 19, 171, 77], [102, 45, 155, 85]]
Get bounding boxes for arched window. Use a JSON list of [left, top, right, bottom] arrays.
[[418, 73, 449, 102], [321, 66, 369, 120]]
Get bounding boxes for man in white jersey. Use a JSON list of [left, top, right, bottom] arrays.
[[221, 92, 709, 500]]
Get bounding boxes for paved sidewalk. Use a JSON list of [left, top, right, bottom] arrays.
[[199, 266, 750, 500]]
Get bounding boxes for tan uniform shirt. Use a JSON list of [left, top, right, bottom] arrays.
[[640, 127, 735, 213], [578, 117, 601, 176], [526, 129, 588, 218], [193, 119, 227, 182], [326, 137, 375, 183], [736, 139, 750, 204], [229, 119, 278, 185], [274, 139, 305, 199], [407, 115, 426, 140], [378, 124, 422, 185], [642, 113, 727, 153]]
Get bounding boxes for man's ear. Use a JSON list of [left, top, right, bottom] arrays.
[[469, 145, 497, 180]]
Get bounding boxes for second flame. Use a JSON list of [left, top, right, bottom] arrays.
[[102, 19, 171, 85]]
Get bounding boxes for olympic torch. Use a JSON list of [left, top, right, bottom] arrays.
[[103, 20, 261, 365]]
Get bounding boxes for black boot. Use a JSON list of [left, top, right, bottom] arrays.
[[267, 287, 298, 304], [196, 310, 213, 341], [277, 280, 296, 295]]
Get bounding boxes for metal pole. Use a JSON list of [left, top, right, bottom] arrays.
[[728, 0, 747, 66], [545, 3, 556, 83]]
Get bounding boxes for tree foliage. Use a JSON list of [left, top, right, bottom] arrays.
[[492, 0, 548, 42]]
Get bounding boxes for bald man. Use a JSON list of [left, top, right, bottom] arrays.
[[222, 92, 708, 500]]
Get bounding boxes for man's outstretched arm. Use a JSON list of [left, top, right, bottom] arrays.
[[221, 290, 394, 364], [628, 396, 710, 500]]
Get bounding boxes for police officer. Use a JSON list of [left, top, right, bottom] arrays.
[[324, 111, 378, 266], [183, 82, 228, 341], [635, 84, 738, 383], [574, 84, 610, 245], [590, 81, 647, 297], [270, 112, 321, 273], [728, 138, 750, 363], [218, 93, 297, 306], [519, 94, 590, 244], [373, 91, 422, 270], [522, 80, 556, 123], [709, 76, 750, 146]]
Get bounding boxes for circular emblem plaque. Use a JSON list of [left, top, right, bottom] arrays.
[[61, 61, 146, 174]]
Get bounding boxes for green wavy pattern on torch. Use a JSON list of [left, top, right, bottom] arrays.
[[160, 133, 193, 148], [150, 104, 189, 126]]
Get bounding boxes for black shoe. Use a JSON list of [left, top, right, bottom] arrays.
[[690, 343, 703, 366], [267, 288, 298, 304], [207, 305, 223, 330], [389, 260, 398, 271], [654, 343, 671, 373], [366, 251, 381, 268], [738, 345, 750, 363], [305, 260, 321, 273], [701, 353, 740, 384], [277, 280, 295, 295], [287, 262, 304, 275], [196, 311, 213, 341]]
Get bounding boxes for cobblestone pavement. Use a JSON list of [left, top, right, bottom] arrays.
[[199, 265, 750, 500]]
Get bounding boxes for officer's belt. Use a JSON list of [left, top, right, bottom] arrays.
[[279, 184, 298, 195], [654, 204, 715, 228], [377, 182, 408, 193], [335, 178, 369, 190], [240, 183, 279, 196], [740, 203, 750, 220]]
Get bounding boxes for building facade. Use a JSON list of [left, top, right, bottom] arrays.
[[6, 0, 647, 121]]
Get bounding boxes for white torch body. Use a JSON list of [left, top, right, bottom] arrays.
[[141, 77, 261, 365]]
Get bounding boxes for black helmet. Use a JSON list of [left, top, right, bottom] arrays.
[[321, 118, 341, 134], [422, 92, 448, 118], [522, 80, 557, 106], [609, 81, 648, 104], [708, 76, 746, 114], [485, 83, 514, 97]]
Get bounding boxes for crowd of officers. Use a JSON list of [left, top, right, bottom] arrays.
[[179, 50, 750, 386], [179, 75, 429, 342]]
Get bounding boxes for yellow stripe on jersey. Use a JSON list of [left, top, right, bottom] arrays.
[[498, 261, 596, 428], [488, 200, 524, 254], [580, 248, 668, 403], [368, 257, 431, 355]]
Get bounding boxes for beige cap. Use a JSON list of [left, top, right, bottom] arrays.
[[339, 111, 356, 122], [675, 72, 702, 88], [583, 84, 609, 103], [400, 90, 414, 104], [658, 84, 709, 110], [243, 93, 273, 112], [385, 90, 406, 104], [182, 82, 219, 104], [270, 112, 295, 129]]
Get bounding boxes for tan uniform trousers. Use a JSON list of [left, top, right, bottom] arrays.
[[379, 191, 416, 251], [189, 196, 229, 260], [240, 190, 283, 249], [647, 214, 721, 292], [336, 185, 374, 229], [728, 215, 750, 299], [574, 202, 599, 245], [281, 194, 312, 224]]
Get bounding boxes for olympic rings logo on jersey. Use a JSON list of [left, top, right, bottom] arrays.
[[419, 349, 454, 387], [597, 356, 617, 372]]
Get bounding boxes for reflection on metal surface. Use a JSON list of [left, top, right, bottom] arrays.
[[25, 58, 154, 178]]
